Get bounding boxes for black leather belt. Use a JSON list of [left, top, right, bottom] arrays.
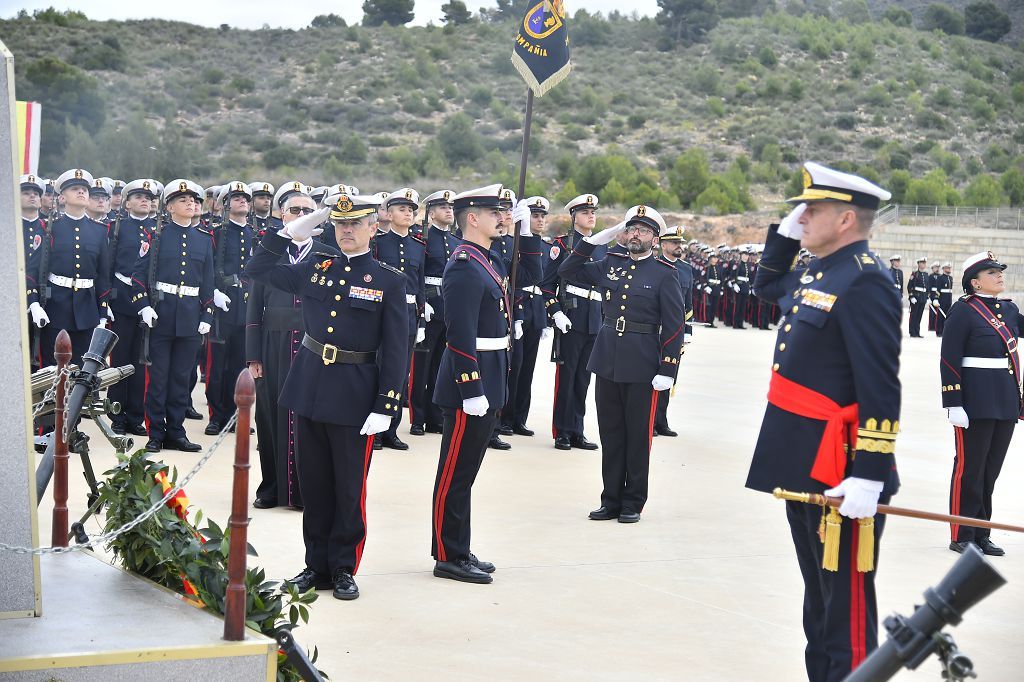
[[261, 307, 303, 331], [301, 334, 376, 366], [603, 317, 661, 334]]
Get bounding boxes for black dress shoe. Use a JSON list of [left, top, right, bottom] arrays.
[[145, 438, 163, 453], [204, 421, 223, 436], [425, 423, 444, 434], [512, 424, 534, 436], [163, 437, 202, 452], [497, 424, 514, 436], [433, 559, 493, 584], [409, 424, 425, 436], [469, 552, 495, 573], [332, 569, 359, 600], [655, 426, 678, 437], [381, 434, 409, 450], [288, 567, 332, 592], [949, 540, 976, 554], [111, 423, 127, 435], [184, 406, 203, 420], [977, 537, 1005, 556], [571, 435, 598, 450], [488, 435, 511, 450], [373, 435, 383, 451], [127, 423, 149, 436], [588, 506, 618, 521], [618, 511, 641, 523], [554, 435, 572, 450], [253, 498, 277, 509]]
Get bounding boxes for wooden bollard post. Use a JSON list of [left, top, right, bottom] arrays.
[[224, 368, 255, 641], [51, 330, 72, 548]]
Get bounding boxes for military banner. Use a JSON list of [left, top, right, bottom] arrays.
[[15, 100, 40, 174], [511, 0, 571, 97]]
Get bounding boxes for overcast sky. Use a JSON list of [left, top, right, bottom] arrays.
[[5, 1, 659, 29]]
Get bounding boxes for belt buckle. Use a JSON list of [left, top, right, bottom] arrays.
[[322, 343, 338, 366], [615, 316, 626, 333]]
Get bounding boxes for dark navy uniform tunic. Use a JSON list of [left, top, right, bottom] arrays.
[[108, 214, 155, 315], [540, 230, 607, 335], [213, 220, 255, 327], [749, 226, 902, 682], [245, 232, 408, 427], [372, 230, 426, 338], [22, 216, 45, 268], [940, 294, 1023, 544]]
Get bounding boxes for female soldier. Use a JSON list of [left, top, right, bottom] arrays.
[[940, 251, 1023, 556]]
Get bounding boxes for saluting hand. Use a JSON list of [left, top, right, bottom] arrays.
[[586, 221, 626, 246], [285, 206, 329, 242], [777, 202, 807, 240]]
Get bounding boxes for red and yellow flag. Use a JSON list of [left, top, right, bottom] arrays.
[[15, 101, 40, 174]]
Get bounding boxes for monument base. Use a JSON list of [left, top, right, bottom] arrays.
[[0, 551, 276, 681]]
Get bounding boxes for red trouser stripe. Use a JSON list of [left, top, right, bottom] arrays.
[[951, 426, 966, 540], [353, 434, 374, 574], [433, 410, 466, 562], [408, 353, 416, 425], [551, 365, 560, 439], [850, 525, 867, 669], [647, 388, 658, 451]]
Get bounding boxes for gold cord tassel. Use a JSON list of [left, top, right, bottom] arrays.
[[822, 507, 842, 572], [817, 505, 827, 543], [857, 517, 875, 573]]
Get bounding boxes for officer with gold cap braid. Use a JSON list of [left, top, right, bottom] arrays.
[[747, 162, 899, 681], [26, 168, 113, 366], [245, 194, 407, 601], [129, 180, 214, 453], [559, 206, 684, 523], [371, 188, 427, 450], [409, 189, 458, 436], [107, 179, 158, 436], [204, 181, 255, 436]]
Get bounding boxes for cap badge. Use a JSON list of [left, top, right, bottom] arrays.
[[293, 182, 302, 191], [179, 181, 188, 192], [142, 181, 151, 190], [636, 206, 646, 218], [988, 251, 996, 260], [28, 175, 35, 183], [443, 191, 451, 201], [337, 195, 353, 212], [74, 170, 83, 179], [405, 190, 413, 200], [585, 195, 594, 205]]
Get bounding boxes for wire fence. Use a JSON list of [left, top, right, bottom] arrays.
[[876, 205, 1024, 230]]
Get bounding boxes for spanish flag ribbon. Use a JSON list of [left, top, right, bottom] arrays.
[[153, 469, 190, 520]]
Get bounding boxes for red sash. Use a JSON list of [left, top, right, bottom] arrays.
[[767, 373, 859, 487], [451, 244, 511, 325], [964, 297, 1024, 418]]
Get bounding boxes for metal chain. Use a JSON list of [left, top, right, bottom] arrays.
[[60, 368, 73, 444], [31, 366, 68, 418], [0, 410, 238, 555]]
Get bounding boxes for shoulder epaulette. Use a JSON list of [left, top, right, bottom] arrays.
[[455, 250, 470, 261]]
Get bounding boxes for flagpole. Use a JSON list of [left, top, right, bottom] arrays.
[[508, 88, 534, 297]]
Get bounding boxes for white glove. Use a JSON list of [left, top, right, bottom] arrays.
[[930, 299, 939, 308], [462, 395, 489, 417], [910, 297, 917, 305], [28, 302, 50, 328], [285, 206, 329, 242], [540, 327, 553, 341], [947, 406, 969, 429], [652, 375, 674, 391], [213, 289, 231, 312], [777, 202, 807, 240], [732, 283, 740, 293], [359, 412, 392, 436], [415, 327, 426, 344], [514, 320, 524, 340], [552, 311, 572, 333], [824, 477, 884, 519], [704, 286, 712, 294], [107, 307, 115, 321], [586, 221, 626, 246], [424, 302, 434, 322], [198, 321, 211, 335], [512, 200, 532, 236], [138, 306, 158, 328]]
